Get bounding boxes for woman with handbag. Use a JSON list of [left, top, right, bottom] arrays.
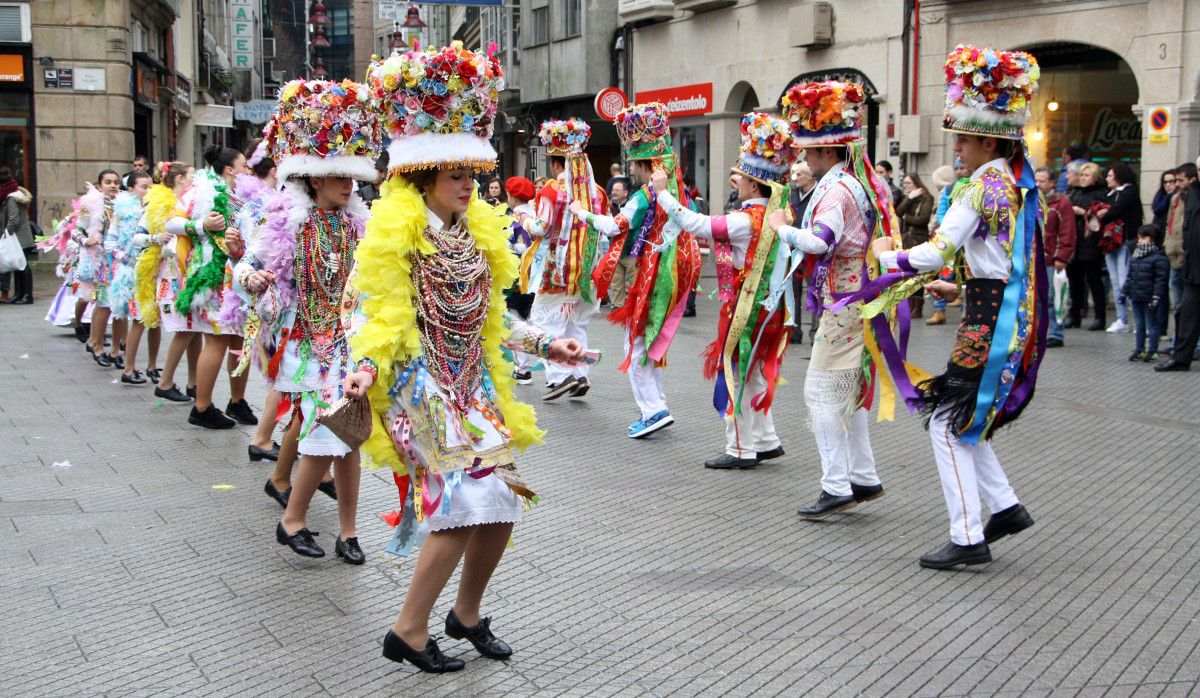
[[1068, 162, 1109, 330], [0, 167, 35, 304], [1099, 163, 1143, 333], [345, 44, 583, 673]]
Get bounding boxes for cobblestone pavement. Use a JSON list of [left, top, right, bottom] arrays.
[[2, 270, 1198, 697]]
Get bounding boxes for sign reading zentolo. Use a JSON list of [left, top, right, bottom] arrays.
[[231, 0, 255, 70], [634, 83, 713, 118]]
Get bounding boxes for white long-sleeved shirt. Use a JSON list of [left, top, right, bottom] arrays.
[[879, 157, 1014, 280], [657, 191, 765, 268]]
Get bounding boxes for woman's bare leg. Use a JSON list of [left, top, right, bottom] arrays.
[[226, 336, 248, 404], [108, 317, 127, 359], [271, 416, 302, 491], [332, 450, 360, 539], [146, 326, 161, 371], [185, 333, 201, 390], [391, 528, 474, 648], [157, 331, 194, 389], [194, 334, 229, 410], [252, 389, 281, 450], [452, 523, 514, 627], [280, 454, 333, 534], [124, 320, 145, 375]]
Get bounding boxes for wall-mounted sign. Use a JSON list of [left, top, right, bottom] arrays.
[[234, 99, 277, 124], [1148, 106, 1170, 145], [634, 83, 713, 118], [0, 54, 24, 83], [594, 87, 628, 122], [231, 0, 255, 70], [43, 67, 73, 88], [193, 104, 234, 128], [74, 67, 106, 91]]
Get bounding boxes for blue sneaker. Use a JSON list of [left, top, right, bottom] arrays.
[[628, 410, 674, 439]]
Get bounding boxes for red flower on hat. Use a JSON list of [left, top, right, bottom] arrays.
[[422, 95, 448, 121], [458, 59, 478, 78]]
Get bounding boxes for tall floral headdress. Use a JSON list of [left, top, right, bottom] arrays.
[[781, 81, 865, 147], [367, 40, 505, 173], [732, 112, 799, 185], [615, 103, 671, 161], [269, 79, 382, 181], [538, 118, 591, 156], [943, 44, 1040, 140]]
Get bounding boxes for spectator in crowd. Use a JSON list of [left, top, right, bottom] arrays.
[[122, 154, 150, 189], [1068, 162, 1109, 330], [483, 176, 503, 205], [1152, 169, 1177, 229], [874, 160, 903, 205], [1123, 223, 1170, 362], [604, 176, 638, 310], [788, 160, 816, 344], [895, 172, 935, 319], [1164, 162, 1195, 324], [0, 166, 34, 304], [1056, 142, 1088, 193], [1157, 160, 1200, 371], [1099, 163, 1143, 333], [1036, 166, 1077, 347], [609, 162, 622, 182]]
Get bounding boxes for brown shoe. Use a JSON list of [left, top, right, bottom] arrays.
[[947, 297, 963, 307], [926, 310, 946, 326]]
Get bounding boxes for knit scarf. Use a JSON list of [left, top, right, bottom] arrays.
[[1133, 242, 1156, 259]]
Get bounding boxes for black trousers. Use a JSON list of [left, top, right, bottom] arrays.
[[1170, 281, 1200, 366], [0, 247, 35, 298], [1067, 259, 1106, 323]]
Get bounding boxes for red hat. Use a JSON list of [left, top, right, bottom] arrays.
[[505, 176, 535, 201]]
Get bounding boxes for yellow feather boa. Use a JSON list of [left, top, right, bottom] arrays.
[[350, 176, 545, 476], [135, 184, 179, 328]]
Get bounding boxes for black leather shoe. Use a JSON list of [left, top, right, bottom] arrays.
[[335, 537, 365, 565], [756, 446, 785, 463], [186, 385, 196, 399], [188, 405, 236, 429], [569, 376, 590, 397], [850, 482, 886, 503], [249, 442, 280, 462], [317, 479, 338, 500], [1064, 317, 1081, 329], [74, 324, 89, 343], [919, 541, 992, 569], [225, 399, 258, 425], [264, 480, 290, 509], [93, 352, 113, 368], [9, 294, 32, 304], [1129, 350, 1143, 362], [704, 453, 757, 470], [110, 355, 124, 370], [121, 371, 147, 385], [154, 384, 192, 402], [1086, 319, 1105, 331], [1154, 359, 1190, 372], [797, 490, 857, 519], [146, 368, 162, 383], [983, 504, 1034, 543], [1046, 337, 1063, 348], [382, 631, 464, 673], [446, 609, 512, 660], [275, 522, 324, 557]]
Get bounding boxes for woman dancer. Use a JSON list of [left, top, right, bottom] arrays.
[[77, 170, 123, 366], [150, 162, 201, 402], [348, 42, 582, 674], [104, 170, 154, 383]]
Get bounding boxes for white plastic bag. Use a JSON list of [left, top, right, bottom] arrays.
[[0, 232, 26, 273]]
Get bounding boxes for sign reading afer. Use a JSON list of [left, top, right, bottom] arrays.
[[634, 83, 713, 118]]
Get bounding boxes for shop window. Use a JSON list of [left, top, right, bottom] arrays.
[[530, 6, 549, 46], [561, 0, 580, 38], [0, 5, 24, 43]]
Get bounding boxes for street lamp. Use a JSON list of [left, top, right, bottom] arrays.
[[311, 56, 328, 79], [311, 25, 331, 48], [390, 24, 404, 50], [309, 1, 328, 26], [402, 6, 427, 29]]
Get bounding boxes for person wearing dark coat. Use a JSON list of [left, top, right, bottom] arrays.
[[1099, 163, 1143, 332], [1151, 169, 1177, 230], [1122, 224, 1170, 360], [1157, 178, 1200, 371], [1066, 163, 1108, 329]]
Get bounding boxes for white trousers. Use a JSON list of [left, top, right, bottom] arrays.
[[929, 410, 1020, 546], [530, 295, 597, 385], [723, 367, 781, 458], [805, 368, 879, 497], [626, 331, 667, 419]]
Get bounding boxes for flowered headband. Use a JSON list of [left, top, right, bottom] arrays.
[[538, 118, 591, 156], [368, 40, 505, 173], [270, 79, 382, 181], [943, 44, 1040, 140], [615, 102, 671, 161], [733, 112, 798, 185], [781, 81, 864, 147]]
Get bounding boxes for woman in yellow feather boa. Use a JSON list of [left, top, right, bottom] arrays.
[[344, 168, 583, 670]]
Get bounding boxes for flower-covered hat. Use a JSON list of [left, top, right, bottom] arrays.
[[943, 44, 1040, 140], [538, 118, 591, 157], [367, 40, 505, 173], [615, 103, 671, 161], [268, 79, 382, 181], [781, 81, 865, 147], [732, 112, 799, 185]]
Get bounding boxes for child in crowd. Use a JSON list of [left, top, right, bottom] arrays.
[[1122, 224, 1170, 362]]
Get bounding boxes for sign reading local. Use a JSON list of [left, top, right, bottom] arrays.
[[231, 0, 255, 70], [634, 83, 713, 118]]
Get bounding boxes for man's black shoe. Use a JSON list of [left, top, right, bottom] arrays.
[[225, 399, 259, 425], [1086, 319, 1105, 331], [850, 482, 886, 503], [188, 405, 236, 429], [756, 446, 785, 463], [797, 490, 857, 519], [154, 384, 192, 402], [120, 371, 147, 385], [1046, 337, 1063, 348], [919, 541, 992, 570], [1154, 359, 1190, 372], [983, 504, 1034, 543], [704, 453, 757, 470]]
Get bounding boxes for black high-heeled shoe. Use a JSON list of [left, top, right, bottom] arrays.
[[381, 631, 464, 673], [445, 609, 512, 659]]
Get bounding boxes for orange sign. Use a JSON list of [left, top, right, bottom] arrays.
[[0, 55, 24, 83]]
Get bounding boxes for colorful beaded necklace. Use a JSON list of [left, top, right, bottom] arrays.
[[410, 219, 491, 414], [293, 208, 355, 378]]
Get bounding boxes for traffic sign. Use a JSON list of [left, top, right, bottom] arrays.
[[1148, 106, 1170, 145]]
